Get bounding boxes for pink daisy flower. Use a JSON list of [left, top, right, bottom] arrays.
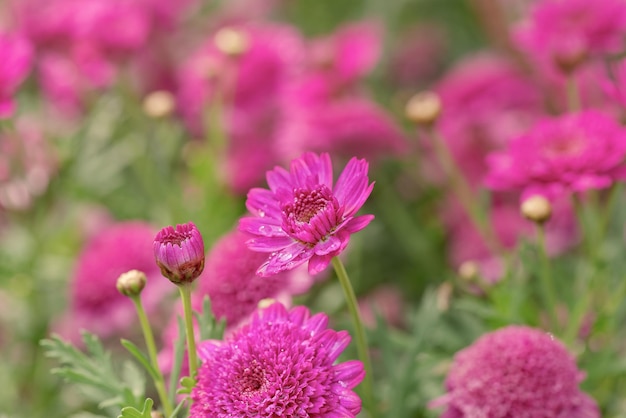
[[430, 325, 599, 417], [193, 229, 313, 329], [238, 152, 374, 276], [514, 0, 626, 74], [190, 302, 365, 417], [485, 111, 626, 200]]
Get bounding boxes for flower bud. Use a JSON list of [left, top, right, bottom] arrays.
[[142, 90, 175, 119], [116, 269, 147, 297], [154, 222, 205, 285], [214, 28, 249, 57], [521, 195, 552, 224], [458, 261, 479, 282], [405, 91, 442, 126]]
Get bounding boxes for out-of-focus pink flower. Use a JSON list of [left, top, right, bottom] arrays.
[[0, 32, 33, 118], [277, 22, 407, 163], [176, 22, 304, 193], [153, 222, 205, 285], [430, 325, 599, 417], [431, 53, 543, 187], [57, 221, 173, 344], [387, 24, 447, 88], [485, 110, 626, 200], [358, 285, 405, 328], [239, 152, 374, 276], [0, 118, 57, 211], [514, 0, 626, 75], [191, 302, 365, 417], [193, 229, 313, 329]]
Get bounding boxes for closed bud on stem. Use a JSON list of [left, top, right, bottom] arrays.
[[521, 195, 552, 224], [405, 91, 442, 126], [214, 28, 249, 57], [116, 269, 147, 297], [154, 222, 205, 285], [458, 261, 479, 282], [143, 90, 175, 119]]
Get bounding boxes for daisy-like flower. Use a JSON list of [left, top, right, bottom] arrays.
[[153, 222, 205, 285], [485, 110, 626, 200], [430, 325, 599, 417], [190, 302, 365, 417], [238, 152, 374, 276]]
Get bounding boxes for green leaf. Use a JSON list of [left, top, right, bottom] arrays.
[[195, 296, 226, 341], [168, 316, 186, 406], [117, 398, 154, 418], [120, 339, 159, 381], [177, 376, 196, 395]]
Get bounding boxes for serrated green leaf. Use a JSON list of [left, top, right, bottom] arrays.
[[177, 376, 195, 395], [117, 398, 153, 418], [195, 296, 226, 341], [120, 339, 159, 382]]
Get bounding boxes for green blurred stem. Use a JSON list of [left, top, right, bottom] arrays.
[[535, 224, 558, 331], [178, 284, 199, 381], [599, 183, 622, 242], [331, 257, 376, 417], [131, 296, 174, 417], [566, 75, 581, 112], [427, 127, 504, 257]]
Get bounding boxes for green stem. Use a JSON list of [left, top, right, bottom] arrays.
[[131, 296, 174, 417], [428, 127, 504, 257], [178, 284, 199, 381], [331, 257, 376, 417], [535, 224, 559, 331], [566, 75, 581, 112]]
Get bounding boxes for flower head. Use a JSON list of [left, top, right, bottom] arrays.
[[239, 152, 374, 276], [190, 302, 365, 417], [57, 221, 170, 343], [485, 111, 626, 200], [431, 325, 599, 417], [154, 222, 205, 285], [194, 229, 313, 329]]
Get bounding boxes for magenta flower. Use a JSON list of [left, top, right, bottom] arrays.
[[485, 111, 626, 200], [430, 326, 599, 417], [0, 32, 33, 118], [194, 229, 313, 328], [239, 152, 374, 276], [190, 302, 365, 417], [153, 222, 205, 285], [56, 221, 171, 344], [514, 0, 626, 74]]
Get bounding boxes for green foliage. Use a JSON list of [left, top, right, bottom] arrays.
[[117, 398, 154, 418], [41, 332, 146, 413]]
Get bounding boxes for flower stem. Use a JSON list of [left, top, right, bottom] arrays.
[[566, 75, 581, 112], [178, 284, 199, 381], [427, 127, 504, 257], [535, 224, 558, 331], [131, 296, 174, 417], [331, 257, 376, 417]]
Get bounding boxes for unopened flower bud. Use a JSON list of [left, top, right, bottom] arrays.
[[554, 48, 588, 75], [405, 91, 442, 126], [214, 28, 249, 57], [521, 195, 552, 224], [154, 222, 205, 285], [116, 269, 147, 297], [458, 261, 479, 282], [436, 281, 453, 312], [143, 90, 175, 119]]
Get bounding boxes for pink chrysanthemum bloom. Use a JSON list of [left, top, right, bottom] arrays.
[[190, 302, 365, 417], [429, 53, 543, 187], [514, 0, 626, 75], [57, 221, 172, 344], [485, 111, 626, 200], [0, 32, 33, 118], [238, 152, 374, 276], [430, 326, 599, 417], [194, 229, 313, 329], [153, 222, 205, 285]]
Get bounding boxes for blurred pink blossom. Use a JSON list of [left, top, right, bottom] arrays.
[[485, 110, 626, 200], [55, 221, 173, 344], [430, 53, 543, 187], [0, 31, 33, 118], [514, 0, 626, 75]]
